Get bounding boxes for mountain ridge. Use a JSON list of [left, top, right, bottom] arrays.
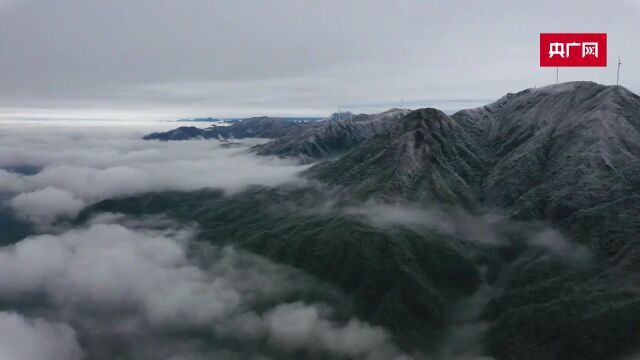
[[308, 108, 486, 206], [253, 108, 410, 162], [116, 81, 640, 360]]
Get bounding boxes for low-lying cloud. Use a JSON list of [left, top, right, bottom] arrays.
[[9, 187, 85, 225], [0, 121, 310, 226], [0, 311, 84, 360], [0, 213, 410, 359], [0, 121, 415, 358]]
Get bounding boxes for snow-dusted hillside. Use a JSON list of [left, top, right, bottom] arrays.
[[305, 81, 640, 360], [308, 108, 485, 205], [454, 81, 640, 254]]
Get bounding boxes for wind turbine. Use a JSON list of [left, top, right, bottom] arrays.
[[617, 53, 622, 86]]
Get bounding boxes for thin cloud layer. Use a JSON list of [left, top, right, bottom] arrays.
[[342, 200, 592, 264]]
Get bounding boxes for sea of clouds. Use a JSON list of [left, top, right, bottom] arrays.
[[0, 121, 309, 227], [0, 121, 411, 360], [0, 214, 410, 359]]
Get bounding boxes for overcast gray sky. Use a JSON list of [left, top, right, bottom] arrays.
[[0, 0, 638, 120]]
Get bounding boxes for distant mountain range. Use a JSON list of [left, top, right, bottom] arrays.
[[146, 109, 410, 162], [144, 116, 307, 141], [175, 116, 323, 123], [123, 81, 640, 359], [176, 117, 235, 122]]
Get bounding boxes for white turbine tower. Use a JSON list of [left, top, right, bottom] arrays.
[[617, 53, 622, 86]]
